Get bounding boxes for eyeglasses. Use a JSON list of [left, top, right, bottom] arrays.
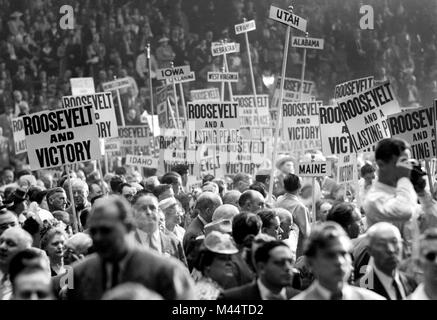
[[424, 251, 437, 262]]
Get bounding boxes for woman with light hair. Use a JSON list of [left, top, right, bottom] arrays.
[[40, 227, 68, 276]]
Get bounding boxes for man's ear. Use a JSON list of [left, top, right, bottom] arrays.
[[256, 261, 265, 274]]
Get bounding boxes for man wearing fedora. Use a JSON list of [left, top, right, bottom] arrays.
[[155, 36, 175, 69], [274, 156, 296, 197]]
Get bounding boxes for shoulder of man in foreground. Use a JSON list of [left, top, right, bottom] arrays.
[[292, 283, 386, 300]]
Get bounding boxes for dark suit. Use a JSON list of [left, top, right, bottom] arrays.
[[134, 229, 188, 268], [182, 217, 205, 271], [355, 266, 417, 300], [218, 281, 300, 300], [65, 248, 195, 300]]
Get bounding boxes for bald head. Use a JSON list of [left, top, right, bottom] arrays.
[[366, 222, 402, 275], [212, 204, 239, 222], [366, 222, 402, 245], [239, 190, 265, 214], [222, 190, 241, 207], [195, 192, 223, 223], [0, 227, 33, 272]]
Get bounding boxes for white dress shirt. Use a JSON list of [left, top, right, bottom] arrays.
[[371, 260, 406, 300], [364, 178, 418, 234], [257, 278, 287, 300], [408, 283, 431, 300]]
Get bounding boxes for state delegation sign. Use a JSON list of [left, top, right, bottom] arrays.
[[336, 82, 401, 152], [269, 5, 307, 32], [187, 102, 240, 146], [156, 65, 191, 81], [235, 20, 256, 34], [207, 72, 239, 82], [22, 105, 101, 170], [211, 42, 240, 56], [291, 36, 324, 50], [62, 92, 118, 139], [166, 71, 195, 85], [125, 155, 158, 168], [298, 161, 331, 177], [388, 106, 436, 160], [70, 77, 95, 96]]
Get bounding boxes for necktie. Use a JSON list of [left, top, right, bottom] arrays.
[[266, 292, 286, 300], [330, 291, 343, 300], [392, 279, 403, 300], [148, 233, 159, 252], [111, 262, 120, 289]]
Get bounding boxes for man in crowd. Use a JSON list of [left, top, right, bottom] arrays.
[[409, 228, 437, 300], [326, 202, 363, 240], [276, 173, 311, 258], [46, 188, 68, 213], [357, 222, 417, 299], [63, 178, 91, 232], [292, 222, 385, 300], [219, 240, 300, 300], [238, 190, 265, 214], [222, 190, 241, 208], [364, 138, 418, 232], [233, 173, 253, 193], [0, 227, 33, 300], [9, 248, 54, 300], [132, 194, 187, 266], [257, 209, 283, 240], [0, 210, 18, 236], [66, 195, 194, 300], [183, 192, 222, 270]]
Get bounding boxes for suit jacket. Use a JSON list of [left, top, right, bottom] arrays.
[[355, 266, 417, 300], [65, 248, 195, 300], [292, 282, 385, 300], [183, 217, 205, 271], [134, 228, 188, 268], [218, 281, 300, 300]]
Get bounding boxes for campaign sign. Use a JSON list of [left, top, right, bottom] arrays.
[[191, 88, 220, 102], [11, 117, 27, 155], [187, 102, 240, 146], [22, 105, 101, 170], [337, 154, 358, 185], [388, 106, 436, 160], [336, 82, 401, 152], [62, 92, 118, 139]]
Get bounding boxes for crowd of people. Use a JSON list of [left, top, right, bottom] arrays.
[[0, 138, 436, 300]]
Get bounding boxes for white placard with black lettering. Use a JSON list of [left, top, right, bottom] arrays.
[[269, 5, 307, 32], [70, 77, 95, 96], [337, 154, 358, 185], [190, 88, 220, 102], [336, 82, 401, 152], [207, 72, 239, 82], [211, 42, 240, 56], [291, 36, 324, 50], [62, 92, 118, 139], [156, 65, 191, 81], [22, 106, 101, 170], [166, 71, 195, 85], [298, 161, 331, 177], [187, 102, 240, 146], [125, 155, 159, 168], [388, 106, 436, 160], [11, 117, 27, 155], [235, 20, 256, 34]]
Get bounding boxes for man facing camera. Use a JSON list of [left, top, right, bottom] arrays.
[[292, 222, 385, 300]]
